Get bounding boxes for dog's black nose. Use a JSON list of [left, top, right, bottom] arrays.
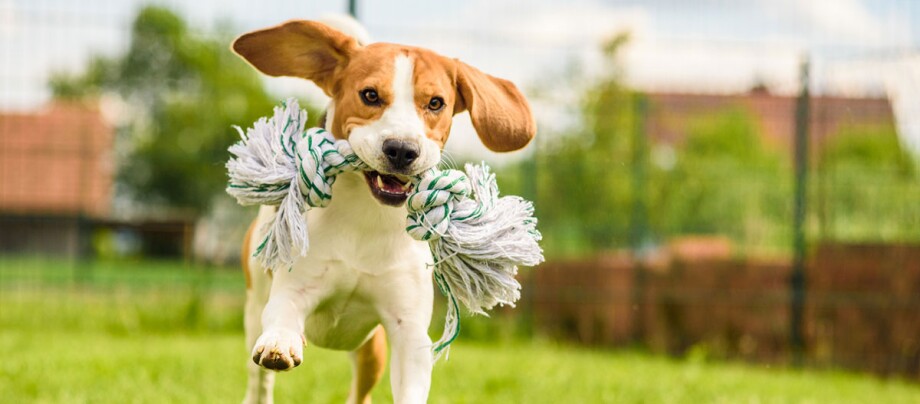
[[382, 139, 419, 170]]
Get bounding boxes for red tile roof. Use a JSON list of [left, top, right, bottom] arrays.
[[0, 101, 113, 217], [645, 92, 895, 153]]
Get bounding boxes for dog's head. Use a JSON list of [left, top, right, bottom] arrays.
[[232, 20, 535, 206]]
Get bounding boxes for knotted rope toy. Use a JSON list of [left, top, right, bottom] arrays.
[[226, 99, 543, 359]]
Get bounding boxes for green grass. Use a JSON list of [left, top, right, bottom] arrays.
[[3, 331, 919, 403], [1, 257, 919, 403]]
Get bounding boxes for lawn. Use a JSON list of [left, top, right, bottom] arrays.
[[1, 257, 919, 403]]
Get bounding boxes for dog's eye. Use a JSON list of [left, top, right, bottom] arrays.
[[427, 96, 444, 112], [360, 88, 381, 106]]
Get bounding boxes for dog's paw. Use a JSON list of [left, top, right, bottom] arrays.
[[252, 328, 306, 371]]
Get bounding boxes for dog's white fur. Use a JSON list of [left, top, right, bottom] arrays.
[[245, 173, 434, 403]]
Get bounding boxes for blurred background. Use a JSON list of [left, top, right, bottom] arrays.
[[1, 0, 919, 402]]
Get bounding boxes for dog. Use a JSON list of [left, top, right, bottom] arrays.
[[232, 18, 535, 404]]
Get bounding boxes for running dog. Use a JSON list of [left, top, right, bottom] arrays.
[[233, 18, 535, 404]]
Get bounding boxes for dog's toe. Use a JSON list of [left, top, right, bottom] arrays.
[[251, 346, 264, 365], [251, 329, 305, 371], [260, 349, 295, 370]]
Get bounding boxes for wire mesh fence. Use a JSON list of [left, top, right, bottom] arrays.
[[1, 0, 919, 385]]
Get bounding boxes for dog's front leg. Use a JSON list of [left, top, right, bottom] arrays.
[[377, 270, 434, 404], [251, 270, 319, 371], [383, 314, 433, 404]]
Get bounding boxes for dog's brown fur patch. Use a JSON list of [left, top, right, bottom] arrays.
[[351, 326, 388, 404], [241, 219, 257, 289]]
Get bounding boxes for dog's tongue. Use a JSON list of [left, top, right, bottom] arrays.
[[370, 172, 412, 194], [379, 174, 408, 193]]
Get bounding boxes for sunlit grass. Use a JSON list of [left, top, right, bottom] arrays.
[[2, 257, 919, 403], [3, 331, 919, 403]]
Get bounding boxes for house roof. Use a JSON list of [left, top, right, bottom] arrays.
[[645, 92, 895, 153], [0, 101, 114, 217]]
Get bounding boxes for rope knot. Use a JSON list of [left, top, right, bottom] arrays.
[[295, 129, 366, 208], [405, 169, 472, 241]]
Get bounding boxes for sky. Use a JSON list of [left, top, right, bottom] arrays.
[[2, 0, 919, 157]]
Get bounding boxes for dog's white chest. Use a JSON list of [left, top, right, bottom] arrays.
[[275, 172, 432, 348], [300, 172, 431, 273]]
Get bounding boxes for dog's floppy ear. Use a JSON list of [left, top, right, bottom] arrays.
[[453, 60, 536, 152], [232, 20, 359, 96]]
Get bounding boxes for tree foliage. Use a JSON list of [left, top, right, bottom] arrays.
[[50, 6, 309, 214], [821, 124, 916, 176], [818, 124, 919, 242], [648, 110, 789, 252], [519, 33, 638, 256]]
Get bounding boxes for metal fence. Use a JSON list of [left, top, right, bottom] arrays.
[[1, 0, 919, 381]]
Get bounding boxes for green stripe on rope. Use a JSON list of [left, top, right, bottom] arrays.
[[253, 231, 270, 257], [432, 271, 461, 354], [297, 158, 332, 201]]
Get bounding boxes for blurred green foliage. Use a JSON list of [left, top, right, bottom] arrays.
[[818, 124, 919, 242], [518, 33, 637, 257], [822, 124, 916, 174], [648, 109, 790, 255], [51, 6, 317, 214]]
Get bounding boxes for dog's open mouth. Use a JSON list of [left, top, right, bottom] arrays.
[[364, 171, 413, 206]]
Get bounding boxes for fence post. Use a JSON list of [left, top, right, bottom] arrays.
[[790, 57, 811, 366], [630, 93, 649, 343], [520, 129, 539, 338], [629, 94, 649, 253], [348, 0, 358, 19]]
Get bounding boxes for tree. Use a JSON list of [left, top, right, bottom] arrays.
[[648, 109, 788, 252], [51, 6, 314, 214], [818, 124, 919, 241], [503, 32, 638, 257]]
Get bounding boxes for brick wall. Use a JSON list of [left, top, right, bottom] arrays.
[[807, 243, 920, 376], [533, 242, 920, 378]]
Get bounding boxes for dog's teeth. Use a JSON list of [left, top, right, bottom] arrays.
[[401, 182, 411, 191], [376, 175, 385, 189]]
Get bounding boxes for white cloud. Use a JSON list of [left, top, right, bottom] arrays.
[[762, 0, 909, 47], [481, 2, 649, 48], [0, 0, 15, 37], [885, 57, 920, 156], [622, 39, 803, 95]]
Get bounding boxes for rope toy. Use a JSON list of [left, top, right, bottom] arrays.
[[226, 99, 543, 359]]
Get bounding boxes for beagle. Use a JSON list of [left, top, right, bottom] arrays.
[[232, 18, 535, 404]]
